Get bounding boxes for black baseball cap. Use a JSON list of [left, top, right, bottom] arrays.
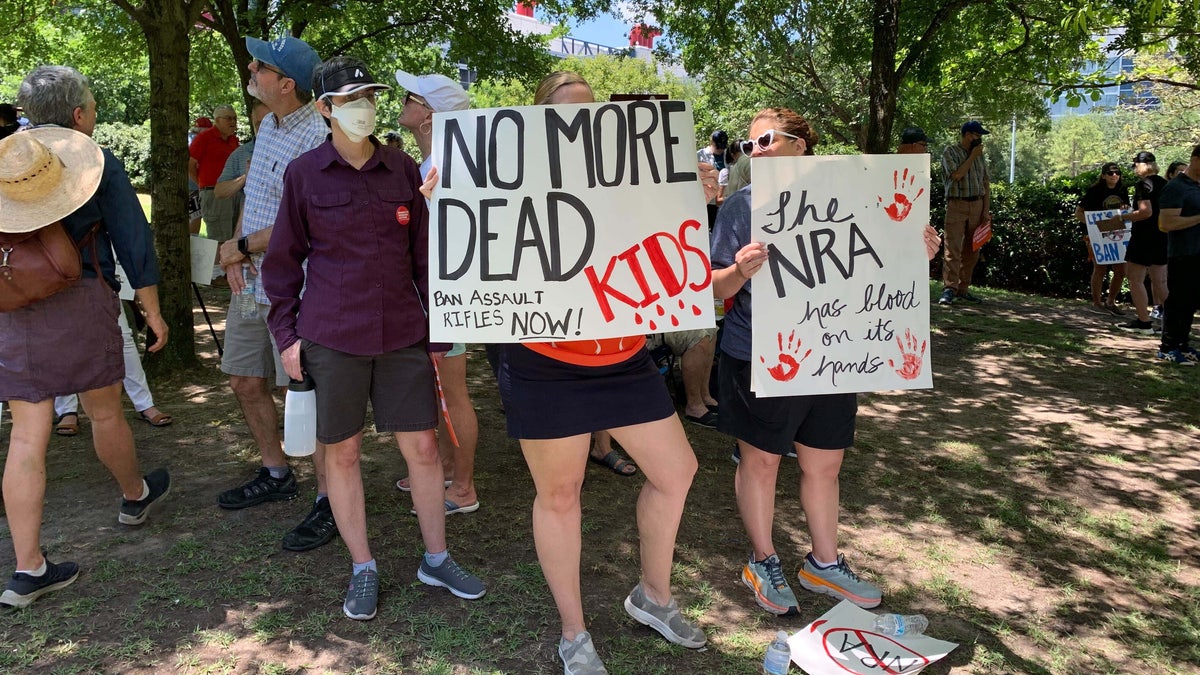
[[711, 130, 728, 149], [314, 59, 391, 100], [1132, 151, 1156, 166], [900, 126, 927, 144]]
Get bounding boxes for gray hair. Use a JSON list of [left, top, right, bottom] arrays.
[[18, 65, 91, 128], [213, 104, 236, 118]]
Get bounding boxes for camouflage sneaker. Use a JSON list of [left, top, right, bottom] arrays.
[[623, 582, 707, 648]]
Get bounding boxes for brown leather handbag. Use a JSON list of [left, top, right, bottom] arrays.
[[0, 221, 99, 312]]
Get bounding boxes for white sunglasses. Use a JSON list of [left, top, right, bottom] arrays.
[[752, 128, 799, 151]]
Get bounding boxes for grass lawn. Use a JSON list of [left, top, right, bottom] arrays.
[[0, 282, 1196, 674]]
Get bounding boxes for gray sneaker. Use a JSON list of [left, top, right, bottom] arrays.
[[741, 553, 799, 615], [559, 631, 608, 675], [623, 582, 707, 648], [797, 552, 882, 608], [343, 568, 379, 620], [417, 554, 485, 600]]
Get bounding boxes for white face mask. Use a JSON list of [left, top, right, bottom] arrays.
[[329, 97, 376, 142]]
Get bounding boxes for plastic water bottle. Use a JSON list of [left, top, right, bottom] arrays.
[[762, 630, 791, 674], [283, 374, 316, 457], [232, 271, 258, 320], [873, 614, 929, 637]]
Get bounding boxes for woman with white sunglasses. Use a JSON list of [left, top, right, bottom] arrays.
[[710, 107, 884, 618]]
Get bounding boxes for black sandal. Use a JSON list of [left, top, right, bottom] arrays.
[[588, 450, 638, 476]]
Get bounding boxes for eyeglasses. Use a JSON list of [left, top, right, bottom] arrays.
[[752, 128, 799, 151], [1104, 170, 1122, 177], [253, 59, 287, 79]]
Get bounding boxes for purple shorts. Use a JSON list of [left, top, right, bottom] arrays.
[[0, 278, 124, 403]]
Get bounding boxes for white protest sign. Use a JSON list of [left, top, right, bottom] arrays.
[[790, 600, 958, 675], [428, 101, 714, 343], [750, 155, 933, 396], [1084, 209, 1131, 264], [190, 235, 218, 286]]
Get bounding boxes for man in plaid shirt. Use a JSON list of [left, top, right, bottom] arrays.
[[939, 120, 992, 306]]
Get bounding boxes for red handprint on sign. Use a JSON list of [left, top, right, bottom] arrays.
[[759, 330, 812, 382], [877, 168, 925, 222], [888, 328, 927, 380]]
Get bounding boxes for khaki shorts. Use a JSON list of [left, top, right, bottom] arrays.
[[647, 327, 717, 356], [220, 303, 289, 387], [199, 189, 236, 243]]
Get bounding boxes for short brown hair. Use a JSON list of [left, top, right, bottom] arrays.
[[751, 107, 818, 155]]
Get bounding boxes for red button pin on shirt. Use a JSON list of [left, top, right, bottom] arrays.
[[396, 205, 410, 225]]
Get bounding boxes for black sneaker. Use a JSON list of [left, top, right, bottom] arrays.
[[119, 468, 171, 525], [937, 288, 956, 305], [1118, 319, 1155, 334], [0, 557, 80, 608], [217, 467, 298, 510], [282, 496, 338, 552]]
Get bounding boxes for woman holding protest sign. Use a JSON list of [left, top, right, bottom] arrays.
[[1076, 162, 1130, 316], [710, 107, 884, 618], [485, 71, 710, 674]]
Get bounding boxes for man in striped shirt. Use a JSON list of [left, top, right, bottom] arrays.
[[939, 120, 991, 305]]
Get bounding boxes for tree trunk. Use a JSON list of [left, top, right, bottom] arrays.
[[865, 0, 901, 153], [137, 1, 199, 372]]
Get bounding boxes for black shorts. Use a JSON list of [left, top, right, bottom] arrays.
[[301, 340, 437, 444], [716, 353, 856, 453], [497, 344, 676, 439], [1124, 223, 1168, 267]]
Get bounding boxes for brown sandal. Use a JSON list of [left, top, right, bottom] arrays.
[[54, 413, 79, 437], [138, 408, 173, 427]]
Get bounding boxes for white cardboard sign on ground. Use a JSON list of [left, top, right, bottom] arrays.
[[750, 155, 933, 396], [1084, 209, 1131, 264], [428, 101, 714, 343], [790, 600, 958, 674]]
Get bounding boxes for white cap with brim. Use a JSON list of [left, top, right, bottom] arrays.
[[0, 127, 103, 234], [394, 70, 470, 112]]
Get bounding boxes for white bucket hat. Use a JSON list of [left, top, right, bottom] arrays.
[[0, 127, 103, 234]]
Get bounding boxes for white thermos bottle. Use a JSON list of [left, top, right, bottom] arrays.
[[284, 374, 316, 457]]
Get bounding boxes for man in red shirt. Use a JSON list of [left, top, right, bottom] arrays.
[[189, 104, 239, 243]]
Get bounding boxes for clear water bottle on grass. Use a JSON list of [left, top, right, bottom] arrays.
[[762, 630, 791, 674], [873, 614, 929, 637]]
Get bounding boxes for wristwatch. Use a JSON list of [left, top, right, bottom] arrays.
[[237, 236, 250, 256]]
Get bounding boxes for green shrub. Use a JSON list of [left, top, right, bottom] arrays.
[[929, 168, 1106, 298], [92, 122, 151, 190]]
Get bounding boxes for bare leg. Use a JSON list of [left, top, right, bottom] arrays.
[[734, 440, 783, 559], [3, 400, 53, 570], [79, 382, 144, 498], [229, 375, 285, 469], [398, 429, 446, 553], [680, 337, 717, 418], [1108, 263, 1127, 305], [323, 433, 369, 563], [1127, 263, 1150, 321], [519, 434, 589, 639], [797, 444, 844, 562], [1091, 263, 1107, 306], [1150, 264, 1169, 307], [439, 353, 477, 506], [610, 416, 697, 606]]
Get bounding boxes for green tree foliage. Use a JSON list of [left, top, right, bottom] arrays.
[[634, 0, 1095, 152], [1047, 115, 1108, 177], [1062, 0, 1200, 94]]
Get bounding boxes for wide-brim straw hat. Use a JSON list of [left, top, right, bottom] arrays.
[[0, 127, 104, 234]]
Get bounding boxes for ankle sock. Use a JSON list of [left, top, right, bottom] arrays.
[[16, 559, 47, 577], [809, 553, 838, 568], [316, 492, 328, 505], [424, 550, 448, 567], [266, 466, 289, 480], [133, 480, 150, 501], [352, 559, 376, 576]]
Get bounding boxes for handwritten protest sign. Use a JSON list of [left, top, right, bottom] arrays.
[[750, 155, 933, 396], [428, 101, 714, 343], [190, 236, 218, 286], [790, 601, 958, 675], [1084, 209, 1132, 264]]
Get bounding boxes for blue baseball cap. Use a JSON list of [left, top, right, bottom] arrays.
[[245, 36, 322, 94], [961, 120, 990, 135]]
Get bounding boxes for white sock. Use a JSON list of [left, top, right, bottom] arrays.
[[17, 559, 47, 577], [135, 479, 150, 501]]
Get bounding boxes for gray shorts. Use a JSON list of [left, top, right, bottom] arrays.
[[647, 327, 717, 356], [220, 302, 289, 387], [199, 189, 235, 243], [301, 341, 437, 444]]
